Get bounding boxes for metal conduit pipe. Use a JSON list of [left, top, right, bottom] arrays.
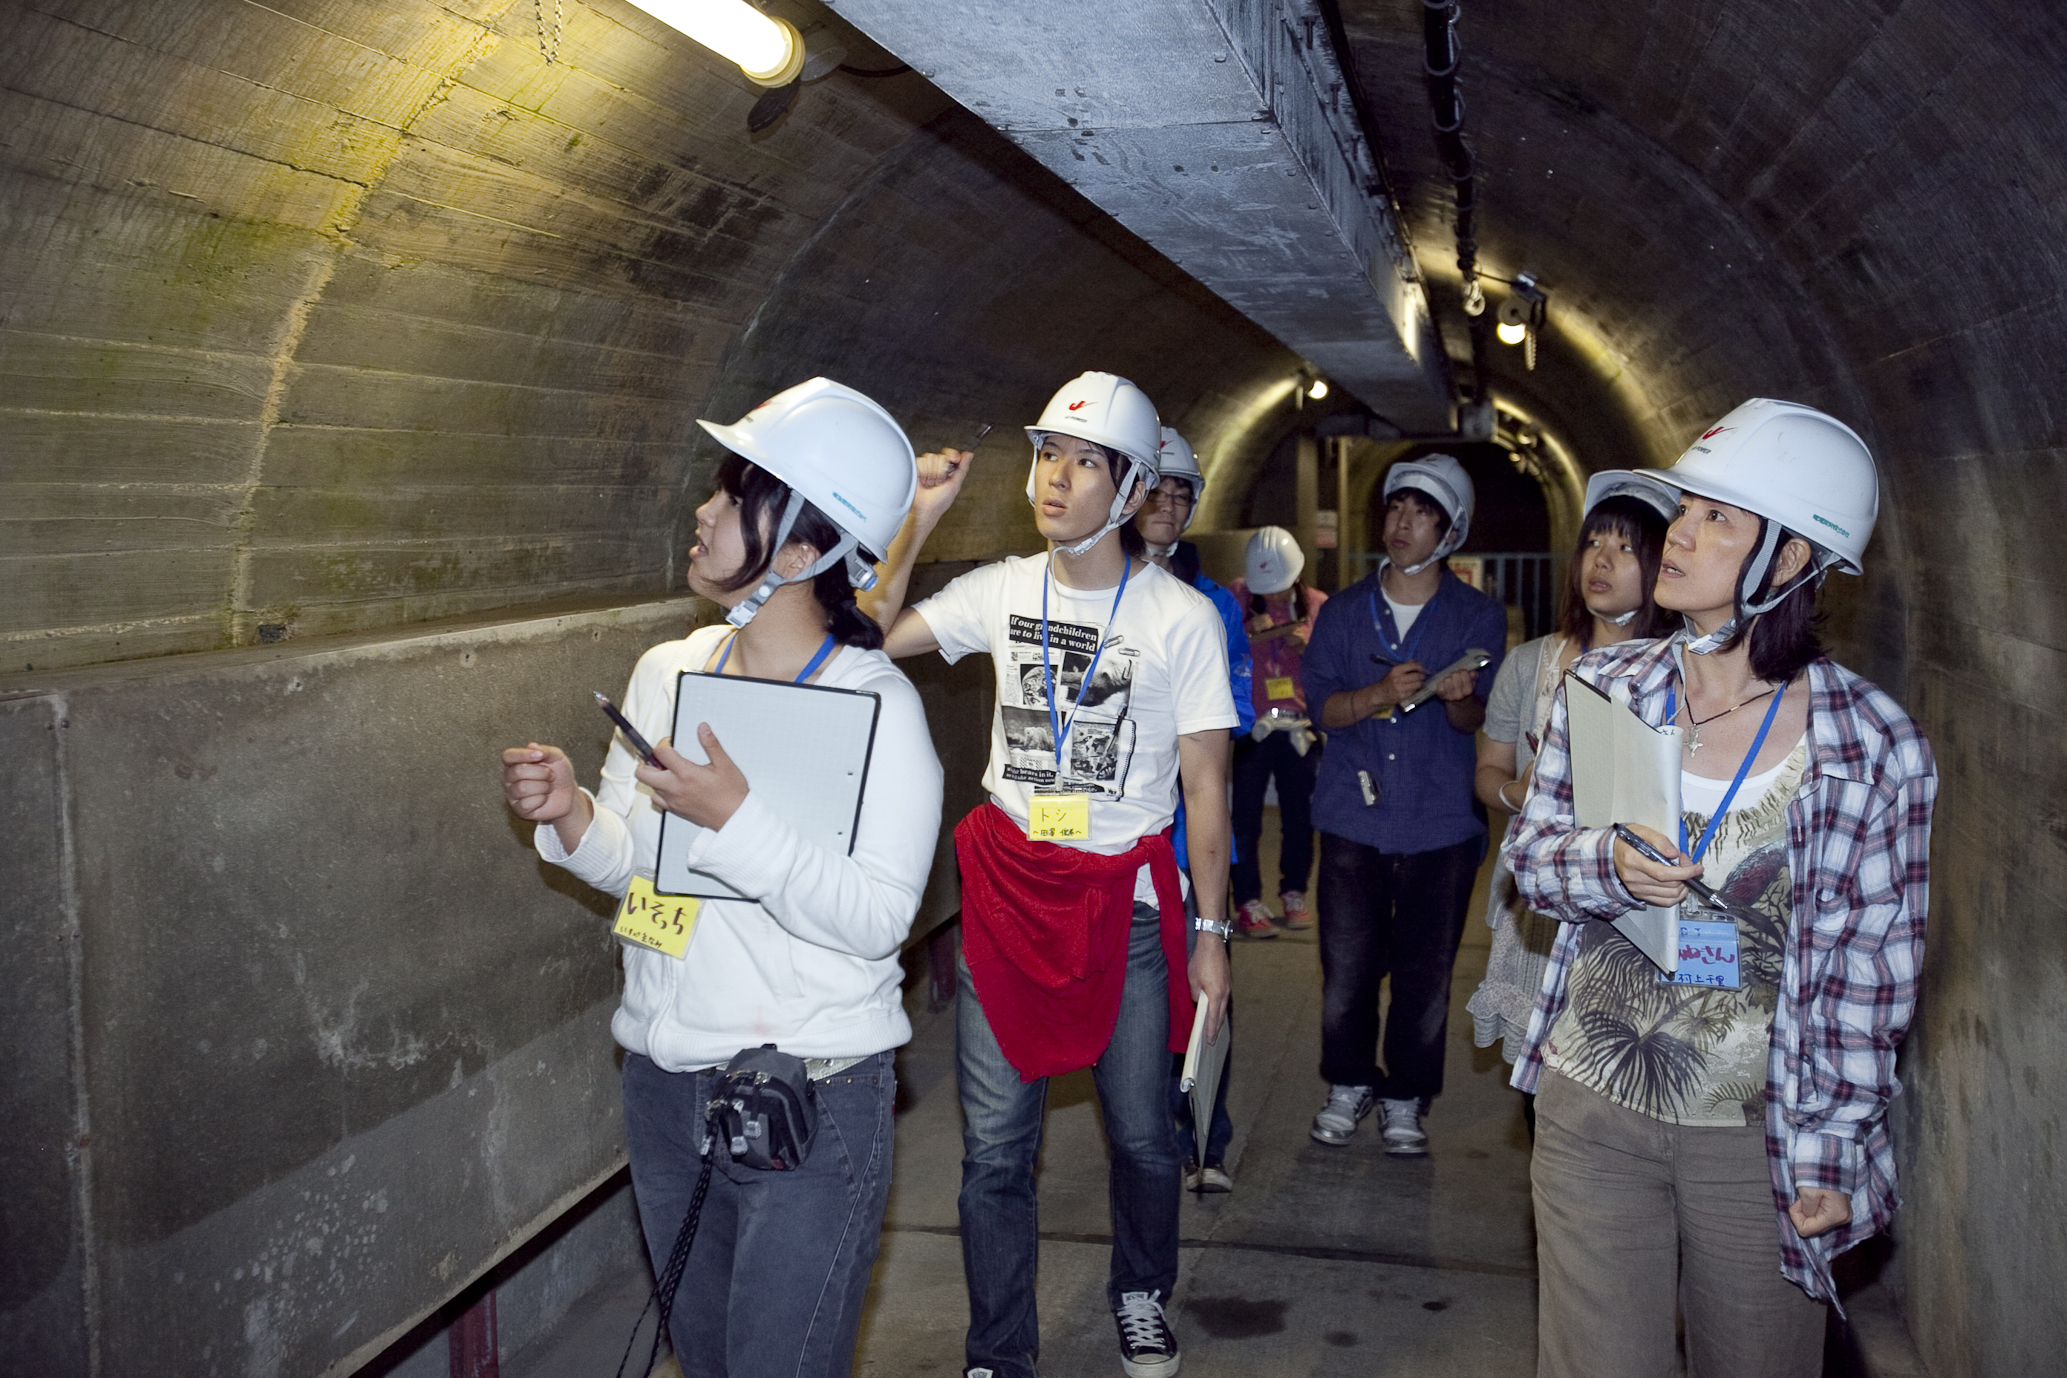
[[1422, 0, 1492, 401]]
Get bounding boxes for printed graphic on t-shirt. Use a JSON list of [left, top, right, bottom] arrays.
[[999, 612, 1137, 798]]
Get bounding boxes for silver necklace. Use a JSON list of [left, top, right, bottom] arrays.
[[1683, 686, 1777, 754]]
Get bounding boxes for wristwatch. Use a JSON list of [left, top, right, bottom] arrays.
[[1194, 917, 1233, 938]]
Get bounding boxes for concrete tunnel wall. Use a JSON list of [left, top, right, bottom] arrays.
[[3, 0, 2066, 1375]]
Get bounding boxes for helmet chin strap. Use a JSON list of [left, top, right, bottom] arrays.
[[726, 489, 862, 628], [1683, 521, 1824, 654], [1603, 607, 1640, 626], [1147, 539, 1179, 560], [1053, 457, 1153, 559], [1395, 540, 1458, 577]]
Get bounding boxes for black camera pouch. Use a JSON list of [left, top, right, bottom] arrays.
[[711, 1043, 819, 1172]]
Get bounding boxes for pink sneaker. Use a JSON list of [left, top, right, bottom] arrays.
[[1234, 898, 1280, 940], [1278, 890, 1313, 930]]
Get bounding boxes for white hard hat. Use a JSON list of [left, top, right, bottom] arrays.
[[1583, 469, 1679, 524], [1244, 526, 1305, 595], [697, 376, 917, 627], [1658, 399, 1878, 581], [1024, 371, 1163, 557], [1154, 426, 1204, 533], [1382, 454, 1475, 574]]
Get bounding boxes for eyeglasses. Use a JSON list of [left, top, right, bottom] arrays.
[[1153, 484, 1196, 510]]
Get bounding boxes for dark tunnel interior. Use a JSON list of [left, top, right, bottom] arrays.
[[2, 1, 2062, 1374]]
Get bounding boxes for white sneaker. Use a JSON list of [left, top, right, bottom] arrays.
[[1114, 1290, 1181, 1378], [1310, 1085, 1374, 1145], [1380, 1097, 1428, 1156]]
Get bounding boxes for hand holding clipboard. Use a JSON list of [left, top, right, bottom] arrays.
[[1395, 648, 1493, 713]]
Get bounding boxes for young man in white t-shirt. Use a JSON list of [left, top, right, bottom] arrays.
[[867, 372, 1236, 1378]]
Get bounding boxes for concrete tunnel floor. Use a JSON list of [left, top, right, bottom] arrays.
[[495, 812, 1915, 1378]]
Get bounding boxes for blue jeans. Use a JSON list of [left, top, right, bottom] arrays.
[[622, 1050, 896, 1378], [957, 903, 1181, 1378]]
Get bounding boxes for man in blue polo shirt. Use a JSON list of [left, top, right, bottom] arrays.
[[1301, 455, 1507, 1156]]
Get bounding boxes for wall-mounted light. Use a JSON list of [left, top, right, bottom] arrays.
[[625, 0, 806, 86], [1307, 378, 1330, 401], [1495, 273, 1548, 370]]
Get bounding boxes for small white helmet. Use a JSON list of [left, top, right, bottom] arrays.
[[1656, 398, 1878, 650], [1024, 371, 1163, 556], [1583, 469, 1679, 523], [1244, 525, 1305, 595], [1381, 454, 1475, 574], [697, 377, 918, 627], [1153, 426, 1204, 534]]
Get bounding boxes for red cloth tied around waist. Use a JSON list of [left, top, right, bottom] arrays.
[[954, 801, 1193, 1081]]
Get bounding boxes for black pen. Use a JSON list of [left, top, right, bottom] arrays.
[[1610, 823, 1726, 908], [939, 424, 992, 479], [594, 692, 663, 768]]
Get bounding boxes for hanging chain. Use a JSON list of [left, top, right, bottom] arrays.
[[536, 0, 564, 64]]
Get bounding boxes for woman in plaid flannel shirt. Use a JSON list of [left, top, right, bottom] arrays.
[[1506, 401, 1936, 1378]]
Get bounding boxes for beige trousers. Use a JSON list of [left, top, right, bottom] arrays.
[[1532, 1070, 1827, 1378]]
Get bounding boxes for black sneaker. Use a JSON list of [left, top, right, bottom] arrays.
[[1114, 1290, 1180, 1378]]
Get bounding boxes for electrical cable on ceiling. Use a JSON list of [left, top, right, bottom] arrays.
[[1420, 0, 1490, 399], [537, 0, 564, 64]]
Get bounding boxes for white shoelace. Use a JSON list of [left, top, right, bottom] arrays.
[[1115, 1292, 1170, 1351]]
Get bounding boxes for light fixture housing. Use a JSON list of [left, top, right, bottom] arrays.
[[1496, 319, 1527, 345], [625, 0, 806, 87]]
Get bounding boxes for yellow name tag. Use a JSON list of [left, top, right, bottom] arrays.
[[1266, 676, 1296, 700], [612, 874, 700, 958], [1026, 793, 1091, 842]]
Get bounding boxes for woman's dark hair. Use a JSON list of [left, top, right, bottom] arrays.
[[1555, 494, 1676, 650], [1248, 580, 1305, 618], [711, 451, 884, 650], [1719, 520, 1825, 683]]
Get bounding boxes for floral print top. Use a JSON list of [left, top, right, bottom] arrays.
[[1543, 740, 1809, 1127]]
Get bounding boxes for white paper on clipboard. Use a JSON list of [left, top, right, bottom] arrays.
[[654, 670, 881, 900], [1564, 670, 1683, 973]]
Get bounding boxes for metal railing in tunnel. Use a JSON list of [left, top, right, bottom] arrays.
[[1349, 551, 1560, 643]]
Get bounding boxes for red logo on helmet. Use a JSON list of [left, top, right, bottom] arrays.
[[1700, 425, 1732, 440], [1067, 400, 1087, 411]]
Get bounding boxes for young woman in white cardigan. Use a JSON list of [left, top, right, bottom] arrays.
[[500, 378, 943, 1378]]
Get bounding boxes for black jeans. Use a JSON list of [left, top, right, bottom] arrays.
[[1315, 831, 1481, 1101], [1231, 733, 1320, 903]]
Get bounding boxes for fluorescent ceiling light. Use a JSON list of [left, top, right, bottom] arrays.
[[624, 0, 805, 86]]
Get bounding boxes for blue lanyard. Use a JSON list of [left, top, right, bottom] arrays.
[[1671, 680, 1788, 863], [1042, 556, 1130, 772], [713, 631, 837, 683], [1368, 585, 1427, 664]]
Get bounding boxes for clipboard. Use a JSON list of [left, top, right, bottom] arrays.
[[1563, 670, 1682, 973], [1397, 648, 1494, 713], [1178, 998, 1229, 1161], [654, 670, 881, 900]]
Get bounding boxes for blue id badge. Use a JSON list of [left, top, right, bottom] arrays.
[[1669, 919, 1742, 989]]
